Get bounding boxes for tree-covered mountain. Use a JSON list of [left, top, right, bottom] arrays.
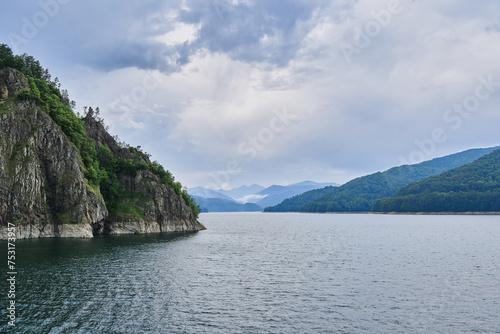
[[301, 147, 499, 213], [372, 149, 500, 212], [265, 147, 500, 213]]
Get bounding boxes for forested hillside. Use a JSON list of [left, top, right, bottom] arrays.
[[372, 149, 500, 212], [264, 147, 499, 213], [301, 147, 499, 213]]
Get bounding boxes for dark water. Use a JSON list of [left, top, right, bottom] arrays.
[[1, 213, 500, 333]]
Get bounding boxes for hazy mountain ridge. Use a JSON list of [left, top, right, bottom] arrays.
[[219, 184, 266, 200], [189, 181, 338, 212], [192, 196, 262, 213]]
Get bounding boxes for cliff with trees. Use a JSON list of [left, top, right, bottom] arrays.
[[0, 44, 204, 239]]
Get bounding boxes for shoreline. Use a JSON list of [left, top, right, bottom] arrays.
[[372, 211, 500, 216], [262, 211, 500, 215]]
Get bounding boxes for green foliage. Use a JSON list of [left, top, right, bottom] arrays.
[[297, 147, 500, 213], [109, 191, 148, 220], [27, 77, 42, 103], [0, 107, 8, 117], [182, 190, 201, 217], [0, 44, 24, 70], [16, 89, 32, 101], [95, 145, 200, 218], [1, 44, 100, 185], [149, 161, 175, 185], [372, 149, 500, 212], [56, 212, 77, 224], [113, 202, 145, 220]]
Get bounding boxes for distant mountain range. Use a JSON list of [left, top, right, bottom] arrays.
[[265, 146, 500, 213], [188, 181, 339, 212], [191, 197, 262, 213], [219, 184, 266, 200], [191, 146, 500, 214], [253, 181, 339, 209]]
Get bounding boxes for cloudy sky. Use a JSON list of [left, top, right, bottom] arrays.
[[2, 0, 500, 189]]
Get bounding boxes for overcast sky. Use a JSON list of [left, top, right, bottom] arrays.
[[2, 0, 500, 189]]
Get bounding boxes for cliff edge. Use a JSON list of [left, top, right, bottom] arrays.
[[0, 66, 204, 239]]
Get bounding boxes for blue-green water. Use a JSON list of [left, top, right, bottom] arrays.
[[2, 213, 500, 333]]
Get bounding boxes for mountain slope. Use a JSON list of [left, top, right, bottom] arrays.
[[301, 147, 500, 213], [372, 149, 500, 212], [301, 147, 500, 212], [264, 147, 499, 213], [189, 181, 338, 212], [84, 113, 204, 234], [0, 68, 107, 238]]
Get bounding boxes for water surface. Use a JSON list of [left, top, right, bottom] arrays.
[[1, 213, 499, 333]]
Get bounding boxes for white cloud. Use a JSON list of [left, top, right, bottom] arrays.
[[152, 22, 200, 45], [237, 194, 267, 203]]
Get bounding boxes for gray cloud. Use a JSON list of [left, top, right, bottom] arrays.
[[179, 0, 328, 66], [1, 0, 331, 73]]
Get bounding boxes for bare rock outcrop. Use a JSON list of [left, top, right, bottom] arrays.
[[0, 69, 107, 238]]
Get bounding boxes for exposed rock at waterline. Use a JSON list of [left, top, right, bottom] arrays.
[[0, 68, 204, 239]]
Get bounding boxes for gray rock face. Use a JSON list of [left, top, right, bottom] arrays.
[[0, 68, 204, 239], [0, 69, 107, 239], [99, 170, 205, 234], [0, 68, 29, 96]]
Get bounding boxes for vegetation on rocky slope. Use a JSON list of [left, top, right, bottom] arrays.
[[0, 44, 200, 218]]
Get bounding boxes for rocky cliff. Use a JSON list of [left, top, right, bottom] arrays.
[[0, 68, 107, 238], [0, 68, 204, 239], [84, 114, 205, 235]]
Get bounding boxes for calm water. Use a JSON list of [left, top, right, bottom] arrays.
[[1, 213, 499, 333]]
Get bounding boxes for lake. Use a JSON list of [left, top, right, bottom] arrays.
[[2, 213, 499, 333]]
